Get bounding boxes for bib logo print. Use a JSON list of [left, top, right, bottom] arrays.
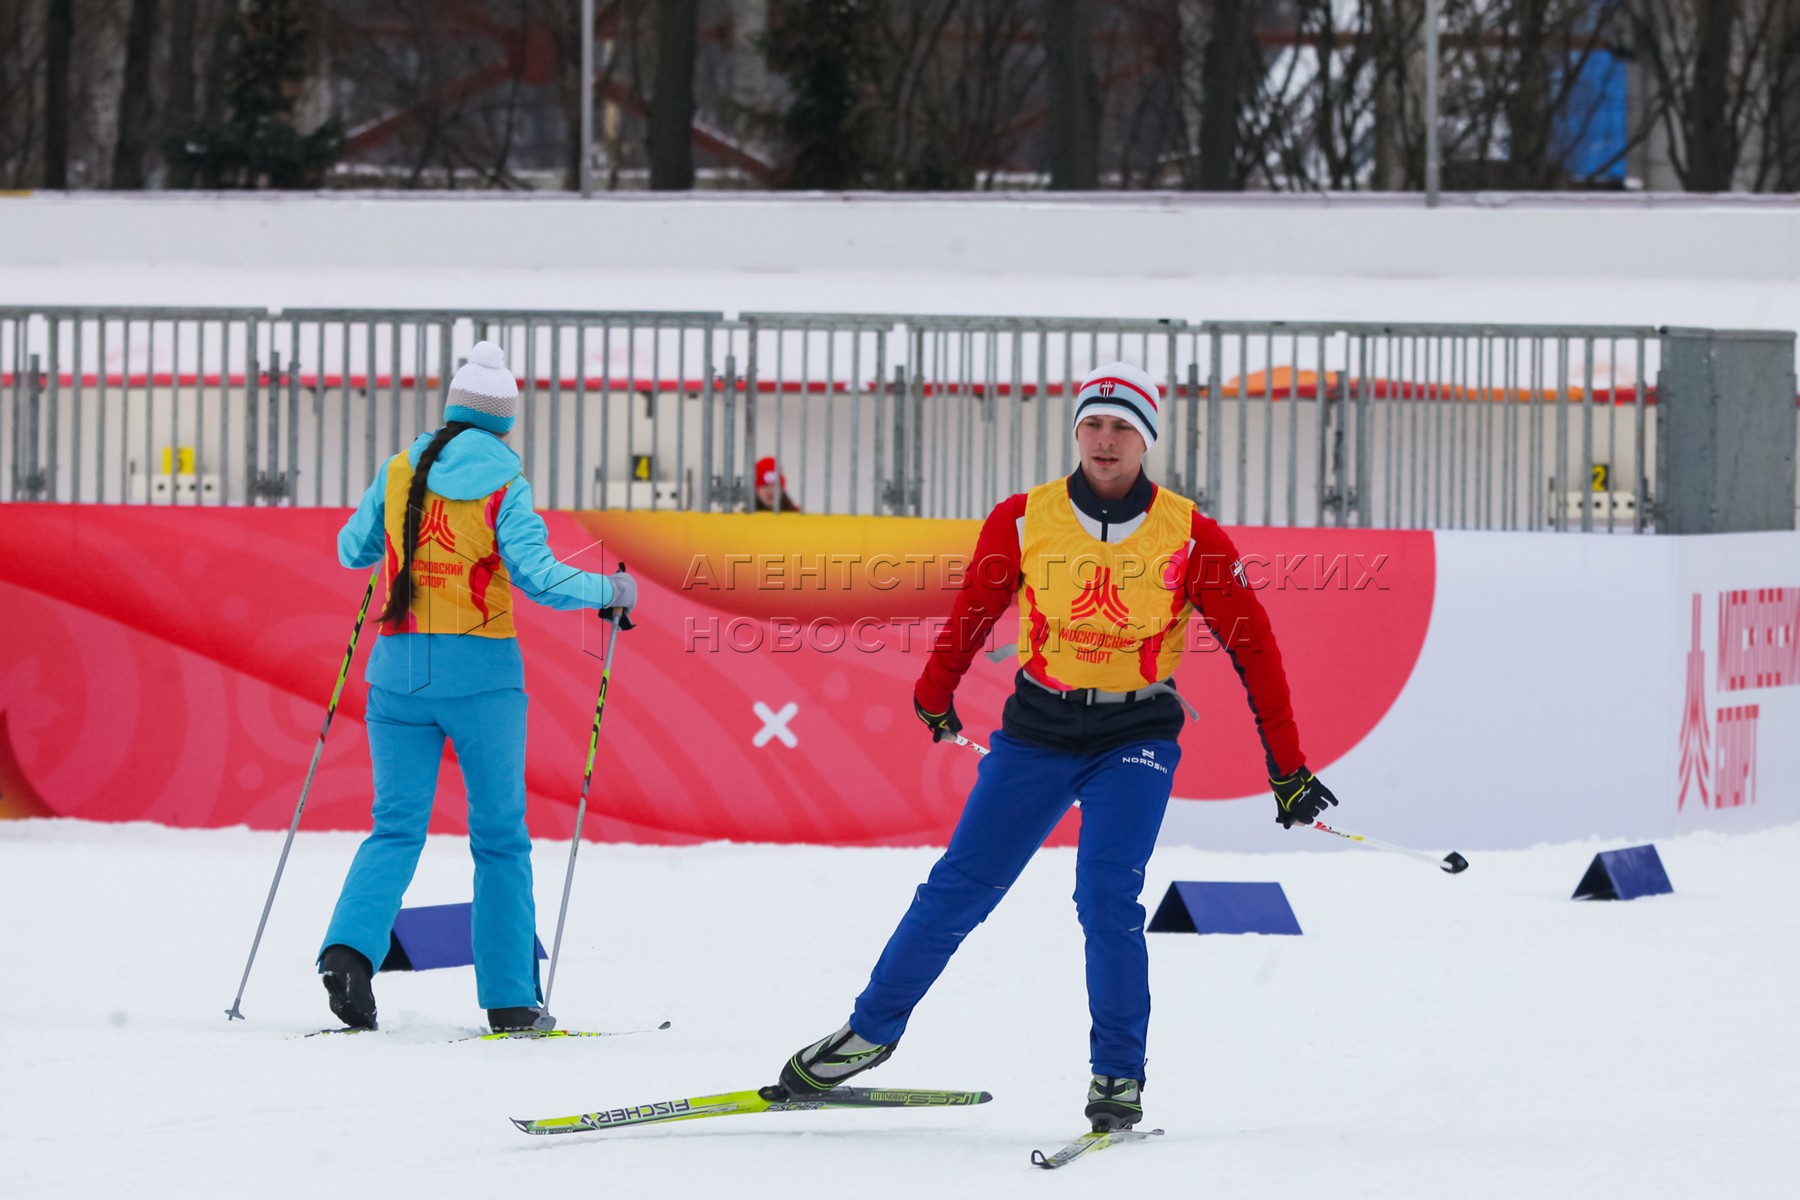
[[418, 499, 457, 553], [1070, 563, 1131, 626]]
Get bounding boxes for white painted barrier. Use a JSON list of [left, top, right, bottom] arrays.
[[7, 191, 1800, 280], [1161, 529, 1800, 851], [5, 192, 1800, 333]]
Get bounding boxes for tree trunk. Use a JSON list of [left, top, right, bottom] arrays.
[[43, 0, 73, 189], [110, 0, 161, 189], [1685, 0, 1741, 191], [165, 0, 199, 188], [1778, 1, 1800, 190], [650, 0, 698, 190], [1505, 0, 1553, 188], [1198, 0, 1248, 190], [1370, 0, 1402, 191], [545, 0, 584, 190], [1047, 0, 1099, 189]]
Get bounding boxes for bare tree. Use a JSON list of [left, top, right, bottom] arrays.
[[111, 0, 160, 188], [1047, 0, 1100, 186], [42, 0, 72, 187], [0, 1, 42, 186], [1401, 0, 1632, 189], [1769, 0, 1800, 187], [1195, 0, 1252, 186], [164, 0, 200, 187], [880, 0, 1041, 188], [539, 0, 651, 189], [1686, 0, 1740, 189], [650, 0, 697, 187], [1104, 0, 1189, 187], [1243, 0, 1380, 191], [324, 0, 557, 188], [1627, 0, 1790, 190], [23, 0, 1783, 197]]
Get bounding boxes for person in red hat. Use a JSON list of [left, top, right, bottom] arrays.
[[754, 456, 801, 512]]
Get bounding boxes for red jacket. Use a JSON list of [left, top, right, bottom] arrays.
[[914, 488, 1306, 777]]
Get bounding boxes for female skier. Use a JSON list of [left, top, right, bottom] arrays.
[[318, 340, 635, 1034], [777, 361, 1339, 1129]]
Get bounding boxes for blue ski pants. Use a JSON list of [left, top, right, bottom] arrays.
[[851, 730, 1179, 1079], [321, 685, 540, 1009]]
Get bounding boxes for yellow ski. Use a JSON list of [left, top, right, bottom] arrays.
[[513, 1085, 991, 1136], [1032, 1126, 1165, 1169]]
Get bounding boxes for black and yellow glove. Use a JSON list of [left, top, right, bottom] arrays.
[[1271, 766, 1338, 829], [913, 697, 963, 744]]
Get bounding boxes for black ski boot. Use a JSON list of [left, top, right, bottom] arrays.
[[487, 1007, 555, 1034], [319, 945, 377, 1031], [777, 1022, 897, 1095], [1085, 1075, 1144, 1131]]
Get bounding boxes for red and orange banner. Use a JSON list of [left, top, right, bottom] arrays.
[[0, 505, 1433, 845]]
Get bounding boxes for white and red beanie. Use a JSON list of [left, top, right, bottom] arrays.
[[444, 341, 520, 435], [1072, 361, 1160, 448]]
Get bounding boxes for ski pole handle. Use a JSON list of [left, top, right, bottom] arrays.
[[602, 561, 635, 631], [1309, 820, 1469, 874]]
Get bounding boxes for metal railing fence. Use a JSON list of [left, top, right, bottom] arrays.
[[4, 305, 1772, 533], [269, 309, 726, 513], [1193, 322, 1662, 533]]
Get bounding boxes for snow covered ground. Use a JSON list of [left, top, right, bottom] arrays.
[[2, 818, 1794, 1199]]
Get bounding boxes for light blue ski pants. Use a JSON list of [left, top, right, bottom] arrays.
[[321, 685, 539, 1009]]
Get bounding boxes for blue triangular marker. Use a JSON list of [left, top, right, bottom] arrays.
[[380, 902, 549, 972], [1572, 844, 1674, 901], [1148, 881, 1302, 935]]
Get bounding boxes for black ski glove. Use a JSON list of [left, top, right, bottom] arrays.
[[913, 696, 963, 744], [1271, 766, 1338, 829]]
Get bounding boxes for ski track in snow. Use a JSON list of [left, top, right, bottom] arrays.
[[0, 819, 1793, 1199]]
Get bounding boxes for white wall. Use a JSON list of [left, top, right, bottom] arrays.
[[8, 190, 1800, 280], [5, 192, 1800, 335], [1160, 529, 1800, 853]]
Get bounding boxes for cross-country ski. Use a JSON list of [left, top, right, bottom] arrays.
[[299, 1020, 672, 1042], [1032, 1127, 1165, 1169], [512, 1086, 992, 1136], [464, 1021, 671, 1042]]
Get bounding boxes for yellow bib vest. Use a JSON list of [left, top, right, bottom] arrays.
[[379, 452, 517, 638], [1016, 479, 1197, 691]]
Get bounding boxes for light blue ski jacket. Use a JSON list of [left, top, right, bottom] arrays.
[[337, 428, 617, 696]]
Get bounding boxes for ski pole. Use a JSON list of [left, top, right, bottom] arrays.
[[949, 733, 989, 757], [226, 569, 378, 1021], [542, 565, 634, 1013], [961, 735, 1466, 875], [1309, 820, 1469, 874]]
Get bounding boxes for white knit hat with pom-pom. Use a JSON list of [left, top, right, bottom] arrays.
[[444, 341, 519, 434]]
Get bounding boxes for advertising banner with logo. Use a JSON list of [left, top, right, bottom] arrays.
[[0, 506, 1792, 849], [1160, 530, 1800, 849], [1666, 536, 1800, 835]]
